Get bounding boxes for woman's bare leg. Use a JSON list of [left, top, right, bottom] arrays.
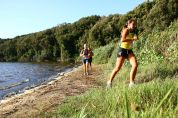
[[128, 53, 138, 83], [86, 62, 89, 75], [89, 62, 92, 73], [108, 57, 125, 83], [83, 63, 86, 75]]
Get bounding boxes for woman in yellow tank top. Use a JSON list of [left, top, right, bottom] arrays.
[[107, 20, 138, 88]]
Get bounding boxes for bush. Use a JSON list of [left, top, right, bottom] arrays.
[[93, 43, 115, 64]]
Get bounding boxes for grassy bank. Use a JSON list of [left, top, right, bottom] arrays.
[[51, 62, 178, 118], [46, 19, 178, 117], [57, 80, 178, 118]]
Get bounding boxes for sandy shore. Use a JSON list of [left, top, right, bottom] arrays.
[[0, 65, 103, 118]]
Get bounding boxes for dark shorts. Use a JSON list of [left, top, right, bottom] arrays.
[[82, 58, 89, 64], [88, 57, 92, 63], [117, 47, 134, 58]]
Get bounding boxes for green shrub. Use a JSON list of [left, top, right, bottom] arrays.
[[93, 43, 115, 64]]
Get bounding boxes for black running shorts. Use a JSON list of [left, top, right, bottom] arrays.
[[117, 47, 134, 58]]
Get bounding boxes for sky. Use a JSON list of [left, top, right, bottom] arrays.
[[0, 0, 144, 39]]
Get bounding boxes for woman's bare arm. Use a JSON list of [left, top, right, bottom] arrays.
[[121, 29, 133, 42], [80, 50, 84, 57], [121, 28, 138, 42]]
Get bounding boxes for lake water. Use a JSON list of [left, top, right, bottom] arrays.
[[0, 62, 74, 100]]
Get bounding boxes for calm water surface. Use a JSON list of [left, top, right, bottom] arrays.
[[0, 62, 74, 100]]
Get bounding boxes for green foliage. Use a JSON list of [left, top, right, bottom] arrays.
[[143, 0, 178, 32], [0, 16, 101, 62], [38, 0, 178, 117], [122, 1, 155, 32], [93, 43, 115, 64], [55, 15, 101, 61], [134, 19, 178, 65], [88, 15, 121, 48], [54, 48, 178, 116], [0, 0, 177, 63], [167, 42, 178, 62], [55, 78, 178, 117], [53, 17, 178, 116]]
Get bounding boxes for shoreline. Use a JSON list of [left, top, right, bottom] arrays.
[[0, 64, 102, 118], [0, 65, 81, 104], [0, 62, 80, 101]]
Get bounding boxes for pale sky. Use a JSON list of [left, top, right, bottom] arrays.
[[0, 0, 144, 38]]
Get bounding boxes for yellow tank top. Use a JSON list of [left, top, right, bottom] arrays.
[[120, 31, 135, 49]]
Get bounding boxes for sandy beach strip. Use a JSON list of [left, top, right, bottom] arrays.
[[0, 65, 103, 118]]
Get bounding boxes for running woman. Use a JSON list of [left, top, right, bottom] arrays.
[[80, 44, 89, 75], [107, 19, 139, 87]]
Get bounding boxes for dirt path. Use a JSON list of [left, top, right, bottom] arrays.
[[0, 65, 104, 118]]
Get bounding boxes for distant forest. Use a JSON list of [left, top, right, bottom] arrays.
[[0, 0, 177, 62]]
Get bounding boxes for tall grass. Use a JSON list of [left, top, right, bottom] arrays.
[[52, 20, 178, 117], [54, 78, 178, 118], [54, 61, 178, 117]]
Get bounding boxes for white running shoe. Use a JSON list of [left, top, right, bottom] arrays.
[[129, 82, 135, 88], [107, 80, 112, 88]]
